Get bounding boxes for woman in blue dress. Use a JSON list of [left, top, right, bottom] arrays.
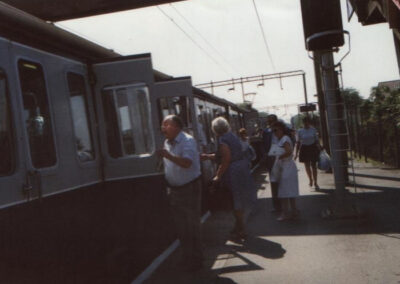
[[201, 117, 256, 239]]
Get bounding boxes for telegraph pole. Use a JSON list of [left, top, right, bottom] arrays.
[[301, 0, 358, 218], [313, 51, 330, 154], [319, 51, 351, 215]]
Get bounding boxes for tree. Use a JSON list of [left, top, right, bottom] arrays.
[[342, 88, 363, 110]]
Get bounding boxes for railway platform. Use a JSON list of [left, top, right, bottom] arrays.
[[144, 160, 400, 284]]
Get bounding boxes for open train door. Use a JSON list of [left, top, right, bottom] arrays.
[[92, 54, 162, 181], [153, 77, 199, 147]]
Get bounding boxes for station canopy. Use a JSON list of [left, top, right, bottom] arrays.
[[2, 0, 186, 21]]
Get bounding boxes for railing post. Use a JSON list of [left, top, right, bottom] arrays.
[[394, 123, 400, 168], [378, 117, 384, 163]]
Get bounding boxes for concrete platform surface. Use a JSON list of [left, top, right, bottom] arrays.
[[145, 160, 400, 284]]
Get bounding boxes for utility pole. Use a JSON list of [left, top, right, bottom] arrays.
[[319, 51, 353, 216], [301, 0, 358, 218], [313, 51, 330, 154]]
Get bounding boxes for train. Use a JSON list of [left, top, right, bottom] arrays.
[[0, 2, 262, 283]]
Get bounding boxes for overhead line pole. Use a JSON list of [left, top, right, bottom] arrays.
[[195, 70, 308, 103], [195, 70, 305, 88]]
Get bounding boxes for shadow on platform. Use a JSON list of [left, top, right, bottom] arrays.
[[248, 188, 400, 238], [146, 167, 400, 283]]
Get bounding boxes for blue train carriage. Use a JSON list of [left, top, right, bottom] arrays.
[[0, 4, 195, 282], [0, 47, 175, 283], [0, 2, 256, 281]]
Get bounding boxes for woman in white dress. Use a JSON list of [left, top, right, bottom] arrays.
[[271, 121, 300, 221]]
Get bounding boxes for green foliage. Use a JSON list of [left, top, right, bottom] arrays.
[[349, 85, 400, 167], [342, 88, 363, 108], [342, 86, 400, 126], [258, 111, 269, 117], [236, 102, 252, 110], [291, 112, 320, 130]]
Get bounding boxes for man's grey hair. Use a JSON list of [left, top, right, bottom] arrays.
[[163, 114, 183, 129], [211, 117, 230, 135]]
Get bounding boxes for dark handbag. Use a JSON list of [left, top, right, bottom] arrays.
[[206, 179, 233, 212]]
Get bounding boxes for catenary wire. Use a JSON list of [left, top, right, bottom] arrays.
[[251, 0, 276, 72], [157, 6, 231, 77], [169, 3, 238, 74]]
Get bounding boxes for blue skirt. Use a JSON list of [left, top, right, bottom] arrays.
[[222, 159, 256, 210]]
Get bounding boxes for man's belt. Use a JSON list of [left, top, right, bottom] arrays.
[[168, 175, 201, 190]]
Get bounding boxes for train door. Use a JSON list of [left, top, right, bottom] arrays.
[[92, 54, 161, 180], [0, 39, 27, 207], [153, 77, 198, 146]]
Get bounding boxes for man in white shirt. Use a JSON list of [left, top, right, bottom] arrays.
[[158, 115, 203, 271]]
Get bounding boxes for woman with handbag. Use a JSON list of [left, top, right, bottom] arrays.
[[294, 116, 321, 190], [201, 117, 256, 239], [271, 121, 300, 221]]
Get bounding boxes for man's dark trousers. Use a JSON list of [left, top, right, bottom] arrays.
[[169, 179, 203, 265]]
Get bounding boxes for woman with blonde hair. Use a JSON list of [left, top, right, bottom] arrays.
[[201, 117, 256, 239]]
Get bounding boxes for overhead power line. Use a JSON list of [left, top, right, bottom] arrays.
[[251, 0, 276, 72], [157, 6, 231, 77], [169, 3, 238, 74]]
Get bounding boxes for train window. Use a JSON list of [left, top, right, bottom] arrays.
[[205, 107, 215, 143], [194, 103, 207, 147], [0, 70, 15, 176], [102, 84, 154, 158], [229, 108, 240, 134], [67, 73, 95, 162], [157, 96, 190, 127], [18, 60, 57, 169]]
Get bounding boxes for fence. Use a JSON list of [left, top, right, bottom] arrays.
[[346, 106, 400, 168]]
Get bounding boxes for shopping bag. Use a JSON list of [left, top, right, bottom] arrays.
[[318, 150, 331, 171]]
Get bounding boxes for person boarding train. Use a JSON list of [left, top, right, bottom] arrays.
[[158, 115, 203, 271]]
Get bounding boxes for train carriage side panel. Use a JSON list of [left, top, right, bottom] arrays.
[[0, 37, 28, 208], [9, 41, 101, 199]]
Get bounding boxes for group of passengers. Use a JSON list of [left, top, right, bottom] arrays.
[[158, 113, 320, 272]]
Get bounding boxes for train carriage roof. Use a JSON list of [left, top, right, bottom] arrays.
[[1, 0, 186, 21]]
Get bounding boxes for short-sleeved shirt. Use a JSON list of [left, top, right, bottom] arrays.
[[163, 131, 201, 187], [278, 135, 294, 160], [297, 127, 318, 146], [262, 127, 279, 155]]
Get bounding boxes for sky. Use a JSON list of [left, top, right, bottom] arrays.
[[58, 0, 399, 119]]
